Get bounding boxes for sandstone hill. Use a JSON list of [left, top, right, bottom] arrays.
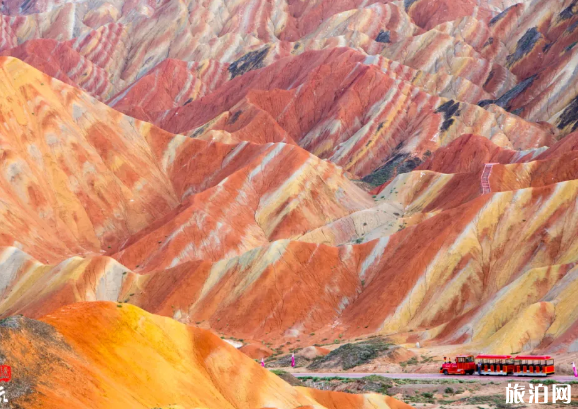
[[0, 0, 578, 405], [0, 301, 412, 408]]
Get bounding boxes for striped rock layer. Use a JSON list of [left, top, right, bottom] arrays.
[[0, 0, 578, 389]]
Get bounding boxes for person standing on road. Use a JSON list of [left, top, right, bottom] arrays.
[[261, 358, 265, 368], [291, 352, 295, 368], [573, 362, 577, 377]]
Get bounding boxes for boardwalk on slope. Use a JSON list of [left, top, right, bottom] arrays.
[[481, 163, 497, 194]]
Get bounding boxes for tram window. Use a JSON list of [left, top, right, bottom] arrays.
[[466, 356, 474, 362], [546, 360, 554, 365]]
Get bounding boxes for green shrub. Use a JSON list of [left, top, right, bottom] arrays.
[[308, 338, 391, 370]]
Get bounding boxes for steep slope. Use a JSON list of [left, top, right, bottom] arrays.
[[107, 58, 231, 114], [113, 141, 374, 270], [5, 147, 578, 354], [2, 39, 118, 100], [1, 0, 574, 187], [0, 55, 179, 263], [0, 301, 412, 408], [1, 0, 578, 366], [2, 0, 577, 138], [0, 56, 373, 267], [151, 48, 554, 180]]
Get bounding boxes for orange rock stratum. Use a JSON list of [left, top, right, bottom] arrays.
[[1, 0, 578, 405], [0, 302, 413, 408]]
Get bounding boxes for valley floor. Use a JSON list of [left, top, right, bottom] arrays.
[[287, 373, 578, 409]]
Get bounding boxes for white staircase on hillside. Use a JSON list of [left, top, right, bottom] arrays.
[[481, 163, 497, 194]]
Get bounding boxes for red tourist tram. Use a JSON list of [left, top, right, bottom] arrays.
[[512, 355, 555, 377], [475, 354, 513, 375], [439, 355, 477, 375], [440, 355, 555, 377]]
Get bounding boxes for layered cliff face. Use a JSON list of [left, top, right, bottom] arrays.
[[2, 0, 577, 139], [0, 0, 578, 385]]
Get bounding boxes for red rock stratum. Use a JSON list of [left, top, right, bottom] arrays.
[[1, 1, 578, 404]]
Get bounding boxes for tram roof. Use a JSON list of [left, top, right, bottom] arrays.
[[514, 355, 552, 360]]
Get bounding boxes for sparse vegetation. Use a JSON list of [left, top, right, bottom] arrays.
[[458, 394, 522, 409], [421, 355, 433, 363], [270, 369, 304, 386], [400, 356, 419, 368], [300, 375, 393, 395], [530, 379, 578, 385], [308, 337, 391, 370]]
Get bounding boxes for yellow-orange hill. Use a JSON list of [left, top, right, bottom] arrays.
[[0, 301, 413, 409]]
